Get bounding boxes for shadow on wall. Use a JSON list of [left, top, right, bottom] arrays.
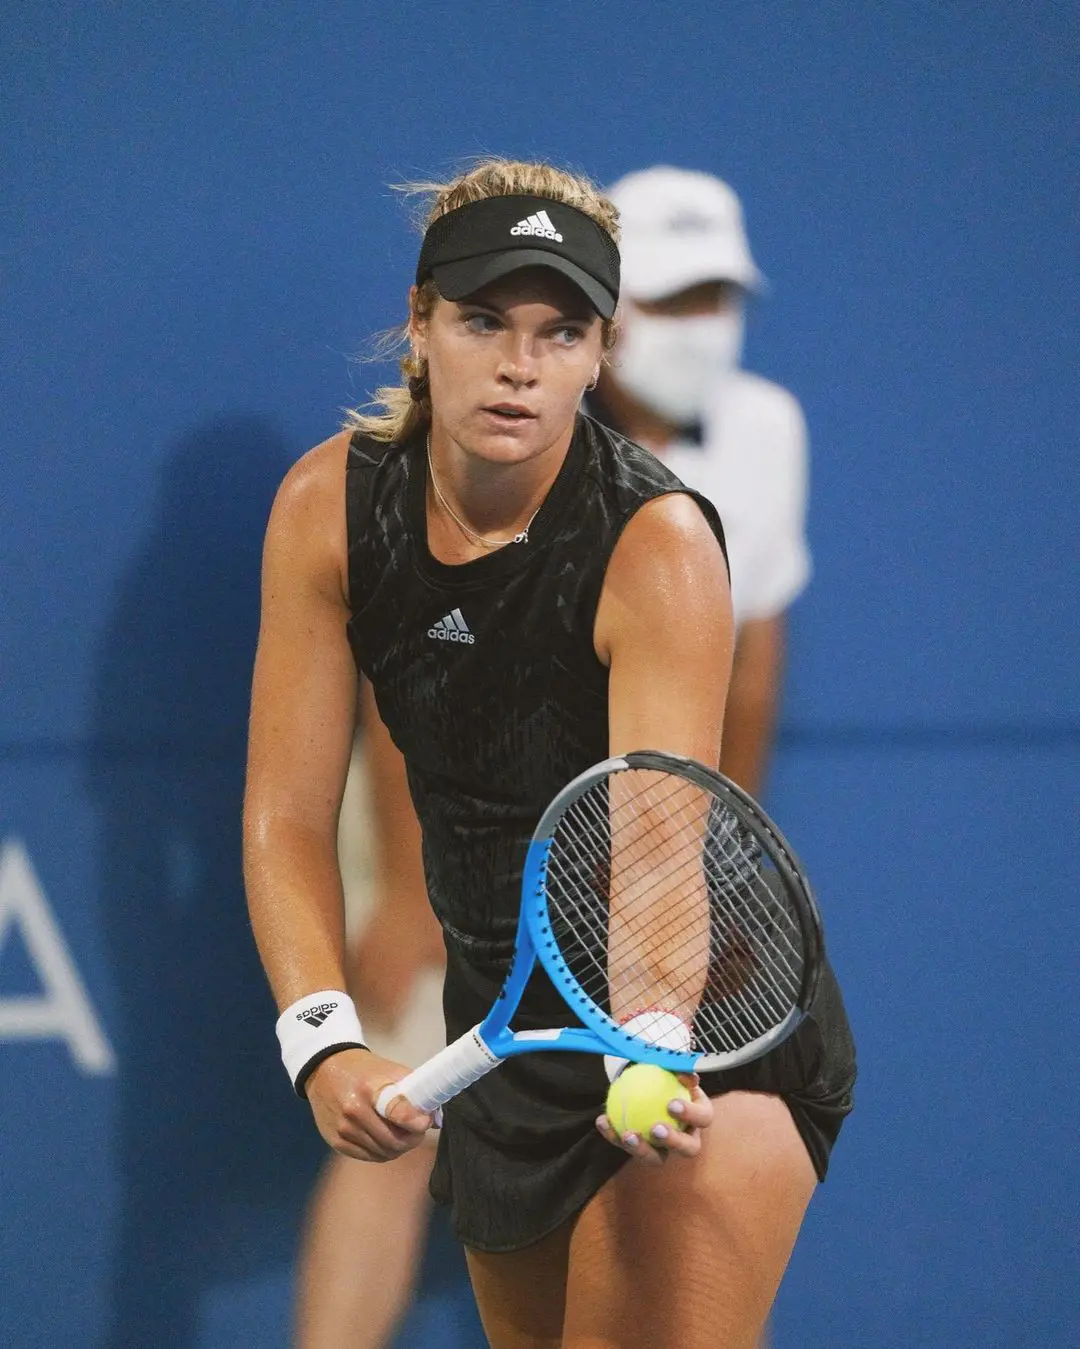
[[88, 415, 324, 1347]]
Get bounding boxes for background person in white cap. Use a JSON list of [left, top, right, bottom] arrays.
[[589, 165, 811, 797]]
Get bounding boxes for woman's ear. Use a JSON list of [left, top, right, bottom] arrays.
[[407, 285, 427, 359]]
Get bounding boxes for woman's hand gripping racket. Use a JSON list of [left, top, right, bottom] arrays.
[[375, 750, 823, 1120]]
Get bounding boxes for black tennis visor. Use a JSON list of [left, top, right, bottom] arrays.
[[415, 195, 620, 319]]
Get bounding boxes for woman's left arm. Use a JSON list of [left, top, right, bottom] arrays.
[[593, 493, 734, 1165], [594, 493, 734, 767]]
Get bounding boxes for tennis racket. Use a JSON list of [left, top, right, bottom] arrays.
[[375, 749, 823, 1118]]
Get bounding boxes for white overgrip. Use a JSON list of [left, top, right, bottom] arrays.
[[374, 1025, 502, 1117]]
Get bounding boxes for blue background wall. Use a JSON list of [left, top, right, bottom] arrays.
[[2, 2, 1077, 1344]]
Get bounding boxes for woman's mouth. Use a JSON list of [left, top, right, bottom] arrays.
[[483, 404, 537, 421]]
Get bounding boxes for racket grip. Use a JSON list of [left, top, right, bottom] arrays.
[[374, 1025, 501, 1118]]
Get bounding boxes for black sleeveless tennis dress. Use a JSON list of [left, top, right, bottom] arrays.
[[345, 413, 856, 1253]]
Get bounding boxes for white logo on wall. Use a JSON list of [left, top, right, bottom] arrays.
[[0, 839, 116, 1074]]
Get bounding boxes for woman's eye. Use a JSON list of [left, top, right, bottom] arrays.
[[553, 326, 584, 345], [464, 313, 500, 333]]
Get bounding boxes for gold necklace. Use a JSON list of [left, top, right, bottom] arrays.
[[426, 438, 543, 548]]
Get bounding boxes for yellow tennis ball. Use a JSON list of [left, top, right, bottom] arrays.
[[605, 1064, 692, 1141]]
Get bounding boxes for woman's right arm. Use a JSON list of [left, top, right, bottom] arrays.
[[243, 432, 433, 1157], [348, 676, 445, 1028]]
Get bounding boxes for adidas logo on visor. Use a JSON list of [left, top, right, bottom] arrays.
[[428, 608, 475, 644], [510, 209, 563, 243]]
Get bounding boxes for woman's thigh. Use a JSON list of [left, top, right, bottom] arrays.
[[562, 1091, 817, 1349], [465, 1220, 573, 1349]]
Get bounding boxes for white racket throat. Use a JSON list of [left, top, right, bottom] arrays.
[[605, 1010, 692, 1081]]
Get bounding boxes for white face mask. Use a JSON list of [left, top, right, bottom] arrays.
[[613, 308, 745, 423]]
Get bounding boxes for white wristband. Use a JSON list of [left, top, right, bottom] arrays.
[[276, 990, 367, 1097], [604, 1010, 692, 1082]]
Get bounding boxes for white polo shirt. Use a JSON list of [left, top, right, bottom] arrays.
[[653, 370, 811, 631]]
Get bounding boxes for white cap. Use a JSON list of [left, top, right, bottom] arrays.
[[608, 165, 765, 301]]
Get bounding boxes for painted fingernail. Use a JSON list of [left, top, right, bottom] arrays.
[[668, 1099, 685, 1116], [623, 1132, 640, 1147], [651, 1124, 669, 1141]]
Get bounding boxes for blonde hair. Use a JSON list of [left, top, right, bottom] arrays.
[[345, 158, 621, 444]]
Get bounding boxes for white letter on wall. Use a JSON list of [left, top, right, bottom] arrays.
[[0, 839, 116, 1074]]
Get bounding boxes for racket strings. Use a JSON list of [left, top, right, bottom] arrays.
[[552, 849, 800, 1054], [555, 777, 714, 993], [700, 846, 805, 988], [601, 855, 801, 1052], [544, 768, 806, 1058], [630, 859, 801, 1021]]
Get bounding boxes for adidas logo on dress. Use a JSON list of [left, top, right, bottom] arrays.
[[510, 209, 563, 243], [428, 608, 475, 644]]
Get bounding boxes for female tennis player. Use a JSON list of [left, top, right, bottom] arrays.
[[244, 158, 855, 1349]]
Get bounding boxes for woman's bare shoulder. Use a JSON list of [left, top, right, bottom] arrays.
[[273, 430, 352, 519], [611, 492, 728, 589], [265, 430, 353, 585]]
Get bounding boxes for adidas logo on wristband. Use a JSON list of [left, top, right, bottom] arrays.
[[277, 990, 367, 1096]]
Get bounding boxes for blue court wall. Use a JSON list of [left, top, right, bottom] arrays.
[[2, 3, 1077, 1345]]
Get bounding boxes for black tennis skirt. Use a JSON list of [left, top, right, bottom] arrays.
[[428, 933, 857, 1254]]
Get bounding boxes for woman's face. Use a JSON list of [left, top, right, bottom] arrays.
[[413, 267, 605, 464]]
